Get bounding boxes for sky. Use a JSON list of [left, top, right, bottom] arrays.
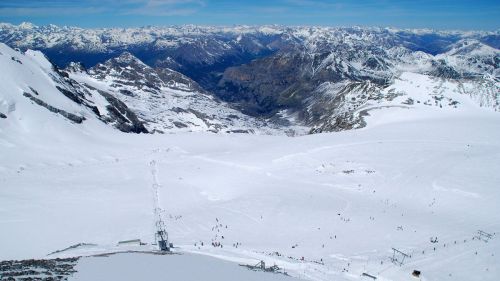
[[0, 0, 498, 30]]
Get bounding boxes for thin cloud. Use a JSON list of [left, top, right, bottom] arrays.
[[0, 6, 106, 17], [0, 0, 205, 17], [125, 0, 205, 16], [124, 7, 200, 16]]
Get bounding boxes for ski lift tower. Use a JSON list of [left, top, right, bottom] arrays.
[[150, 160, 170, 252], [155, 215, 170, 251]]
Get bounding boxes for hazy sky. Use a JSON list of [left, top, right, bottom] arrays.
[[0, 0, 498, 30]]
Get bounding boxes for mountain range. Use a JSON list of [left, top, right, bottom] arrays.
[[0, 22, 498, 134]]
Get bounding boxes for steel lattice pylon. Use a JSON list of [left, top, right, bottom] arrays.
[[151, 160, 170, 252]]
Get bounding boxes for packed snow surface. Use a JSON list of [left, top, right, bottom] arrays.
[[1, 100, 499, 281], [70, 252, 297, 281]]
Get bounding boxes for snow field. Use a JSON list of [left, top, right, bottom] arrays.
[[1, 109, 499, 281]]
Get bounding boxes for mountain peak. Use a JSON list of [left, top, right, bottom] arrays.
[[91, 52, 148, 74], [115, 52, 142, 64], [18, 22, 37, 29], [447, 39, 498, 57]]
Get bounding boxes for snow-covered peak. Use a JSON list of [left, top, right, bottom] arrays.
[[89, 52, 163, 91], [89, 51, 205, 94], [0, 42, 88, 128], [433, 39, 500, 78], [0, 43, 152, 134], [114, 51, 144, 65], [92, 52, 151, 75], [0, 22, 14, 29], [24, 49, 54, 70], [0, 43, 53, 73], [445, 39, 499, 57], [0, 22, 497, 55], [18, 21, 38, 30]]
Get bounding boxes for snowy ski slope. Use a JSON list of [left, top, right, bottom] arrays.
[[1, 104, 499, 280]]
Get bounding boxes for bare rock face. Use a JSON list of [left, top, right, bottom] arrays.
[[217, 53, 309, 115], [0, 257, 79, 281], [96, 90, 149, 134], [22, 91, 85, 124], [428, 60, 462, 79], [215, 47, 390, 119]]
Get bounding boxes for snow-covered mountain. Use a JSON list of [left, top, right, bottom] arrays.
[[217, 35, 499, 132], [66, 52, 283, 134], [0, 42, 151, 136], [1, 22, 497, 54], [304, 72, 499, 132], [1, 23, 499, 134], [0, 43, 287, 135], [436, 39, 500, 78], [1, 23, 498, 134]]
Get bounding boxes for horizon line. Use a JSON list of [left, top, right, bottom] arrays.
[[1, 21, 499, 33]]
